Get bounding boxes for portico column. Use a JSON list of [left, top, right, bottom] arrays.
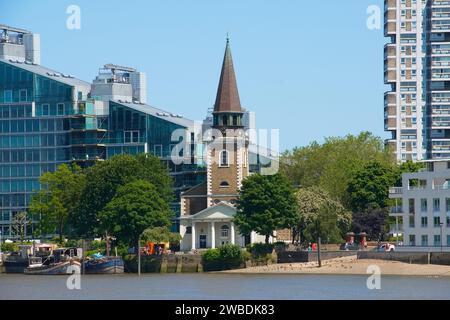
[[191, 221, 196, 250], [210, 222, 215, 249], [230, 222, 235, 245]]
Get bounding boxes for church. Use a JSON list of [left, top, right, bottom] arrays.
[[179, 38, 268, 251]]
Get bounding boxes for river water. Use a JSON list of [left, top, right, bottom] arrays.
[[1, 273, 449, 300]]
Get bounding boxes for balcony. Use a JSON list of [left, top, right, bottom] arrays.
[[432, 0, 450, 8], [385, 139, 397, 152], [70, 138, 107, 146], [384, 21, 396, 37], [71, 152, 106, 162], [385, 118, 397, 130], [389, 187, 403, 197], [433, 183, 450, 190], [384, 44, 396, 59], [390, 206, 404, 215], [385, 0, 396, 11], [384, 70, 396, 84], [389, 224, 404, 233], [385, 105, 397, 117]]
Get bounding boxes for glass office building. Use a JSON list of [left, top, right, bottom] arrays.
[[0, 58, 91, 238]]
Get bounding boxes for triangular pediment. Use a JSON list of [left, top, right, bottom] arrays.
[[181, 202, 236, 221]]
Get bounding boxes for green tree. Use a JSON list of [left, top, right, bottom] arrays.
[[99, 180, 174, 248], [352, 207, 389, 241], [11, 212, 31, 242], [281, 132, 394, 207], [394, 161, 425, 186], [141, 226, 181, 244], [303, 203, 343, 244], [74, 154, 173, 237], [346, 161, 397, 212], [295, 186, 351, 244], [29, 163, 85, 242], [234, 173, 298, 244]]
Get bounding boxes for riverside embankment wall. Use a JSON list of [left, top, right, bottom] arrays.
[[357, 251, 450, 266]]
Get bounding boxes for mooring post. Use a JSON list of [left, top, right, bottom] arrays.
[[318, 237, 322, 268]]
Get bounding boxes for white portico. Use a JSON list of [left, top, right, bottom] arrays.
[[179, 202, 263, 251]]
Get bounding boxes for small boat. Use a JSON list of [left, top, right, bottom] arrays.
[[3, 245, 32, 273], [84, 253, 124, 274], [24, 247, 82, 275], [25, 257, 81, 275]]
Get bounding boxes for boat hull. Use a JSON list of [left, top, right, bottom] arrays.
[[24, 261, 81, 275], [3, 259, 28, 273], [84, 257, 124, 274]]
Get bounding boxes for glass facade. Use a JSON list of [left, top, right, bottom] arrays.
[[0, 61, 76, 238], [107, 101, 207, 219]]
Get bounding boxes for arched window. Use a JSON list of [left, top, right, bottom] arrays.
[[220, 150, 229, 167], [220, 225, 229, 238], [220, 181, 230, 188]]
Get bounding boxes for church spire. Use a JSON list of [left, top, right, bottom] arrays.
[[213, 37, 242, 114]]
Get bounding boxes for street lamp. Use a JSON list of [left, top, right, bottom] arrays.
[[138, 233, 142, 276]]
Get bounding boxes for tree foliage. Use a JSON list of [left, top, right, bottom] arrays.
[[303, 203, 343, 244], [235, 173, 298, 244], [347, 161, 397, 212], [29, 163, 85, 242], [352, 207, 390, 241], [11, 212, 31, 242], [295, 186, 351, 243], [99, 180, 174, 247], [73, 154, 173, 237], [281, 132, 393, 207], [141, 226, 181, 244]]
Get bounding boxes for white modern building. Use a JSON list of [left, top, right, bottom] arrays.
[[389, 160, 450, 248], [384, 0, 450, 161]]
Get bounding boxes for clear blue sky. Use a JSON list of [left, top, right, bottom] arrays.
[[1, 0, 385, 152]]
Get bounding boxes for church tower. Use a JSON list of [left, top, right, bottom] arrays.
[[207, 37, 249, 207]]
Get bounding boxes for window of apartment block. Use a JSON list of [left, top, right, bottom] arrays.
[[42, 104, 50, 116], [409, 235, 416, 246], [409, 216, 415, 228], [447, 214, 450, 227], [57, 103, 64, 116], [421, 199, 427, 212], [4, 90, 12, 103], [447, 235, 450, 247], [434, 198, 440, 212], [434, 235, 441, 247], [421, 216, 428, 228], [434, 216, 441, 228], [153, 144, 162, 157], [421, 235, 428, 246], [19, 89, 27, 102], [124, 130, 139, 144], [409, 199, 415, 214]]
